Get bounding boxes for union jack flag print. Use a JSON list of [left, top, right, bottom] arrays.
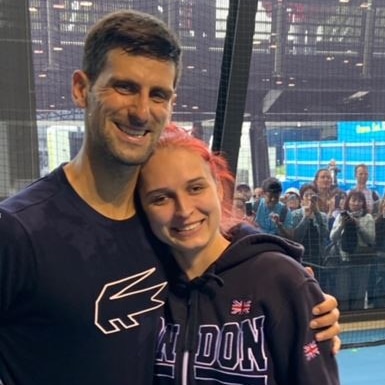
[[303, 340, 320, 361], [231, 299, 251, 315]]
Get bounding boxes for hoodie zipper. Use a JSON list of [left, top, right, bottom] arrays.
[[181, 288, 199, 385]]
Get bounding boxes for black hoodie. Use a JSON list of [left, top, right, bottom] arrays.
[[154, 225, 340, 385]]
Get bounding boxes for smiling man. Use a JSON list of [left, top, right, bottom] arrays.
[[0, 10, 181, 385]]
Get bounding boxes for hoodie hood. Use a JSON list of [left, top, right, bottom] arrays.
[[164, 223, 304, 295], [215, 223, 304, 274]]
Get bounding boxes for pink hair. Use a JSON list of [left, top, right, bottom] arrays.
[[153, 123, 238, 232]]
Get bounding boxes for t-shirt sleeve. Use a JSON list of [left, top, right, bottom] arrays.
[[0, 209, 36, 313]]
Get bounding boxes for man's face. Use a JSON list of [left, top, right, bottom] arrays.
[[356, 166, 369, 185], [72, 48, 176, 166], [264, 191, 280, 209]]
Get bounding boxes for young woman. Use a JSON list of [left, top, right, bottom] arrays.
[[137, 126, 340, 385], [312, 168, 342, 215], [292, 184, 330, 267], [330, 190, 375, 310]]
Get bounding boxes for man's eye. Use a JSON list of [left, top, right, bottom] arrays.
[[114, 84, 135, 94], [151, 92, 169, 103]]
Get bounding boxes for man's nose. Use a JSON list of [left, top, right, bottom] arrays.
[[128, 93, 150, 123]]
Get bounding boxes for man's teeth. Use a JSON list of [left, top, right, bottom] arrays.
[[117, 124, 146, 137]]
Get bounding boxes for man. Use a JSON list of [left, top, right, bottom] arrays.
[[0, 10, 339, 385], [0, 10, 181, 385], [351, 163, 380, 214], [255, 177, 293, 239]]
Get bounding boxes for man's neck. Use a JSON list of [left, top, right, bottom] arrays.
[[64, 156, 140, 220]]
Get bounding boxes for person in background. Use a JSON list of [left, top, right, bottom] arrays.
[[374, 196, 385, 307], [235, 183, 253, 202], [350, 163, 380, 215], [252, 186, 264, 213], [292, 184, 330, 288], [313, 168, 340, 215], [232, 191, 247, 220], [328, 159, 340, 189], [284, 187, 301, 211], [330, 191, 375, 310], [349, 164, 380, 306], [254, 177, 293, 239], [137, 127, 341, 385], [329, 191, 347, 229]]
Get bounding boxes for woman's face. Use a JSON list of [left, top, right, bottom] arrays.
[[138, 147, 226, 259], [315, 170, 332, 190], [348, 196, 364, 212]]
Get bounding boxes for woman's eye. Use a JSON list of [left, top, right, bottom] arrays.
[[190, 185, 204, 194], [150, 195, 168, 206]]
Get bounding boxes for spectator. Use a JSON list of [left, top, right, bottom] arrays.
[[327, 190, 348, 231], [292, 184, 329, 276], [330, 191, 375, 310], [235, 183, 253, 202], [328, 159, 340, 189], [284, 187, 301, 211], [313, 168, 340, 215], [374, 196, 385, 307], [232, 192, 247, 220], [254, 177, 293, 239], [350, 163, 380, 214], [350, 164, 381, 305], [252, 186, 263, 213]]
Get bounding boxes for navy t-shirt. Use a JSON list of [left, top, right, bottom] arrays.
[[0, 166, 167, 385]]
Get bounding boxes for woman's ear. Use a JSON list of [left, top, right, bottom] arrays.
[[71, 70, 89, 108]]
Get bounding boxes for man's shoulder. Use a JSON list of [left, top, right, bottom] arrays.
[[0, 168, 64, 215]]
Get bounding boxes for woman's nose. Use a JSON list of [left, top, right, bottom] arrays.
[[175, 197, 193, 217]]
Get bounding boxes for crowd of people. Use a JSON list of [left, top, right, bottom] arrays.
[[235, 163, 385, 311]]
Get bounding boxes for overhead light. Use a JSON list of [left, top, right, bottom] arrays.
[[348, 91, 369, 100], [80, 1, 93, 6]]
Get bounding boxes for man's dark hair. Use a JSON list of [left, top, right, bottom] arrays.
[[261, 177, 282, 194], [83, 10, 182, 86]]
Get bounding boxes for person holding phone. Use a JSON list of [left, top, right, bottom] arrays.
[[292, 184, 330, 287]]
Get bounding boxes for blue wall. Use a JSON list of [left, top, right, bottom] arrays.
[[283, 121, 385, 196]]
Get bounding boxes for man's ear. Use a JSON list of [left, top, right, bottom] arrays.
[[71, 70, 89, 108]]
